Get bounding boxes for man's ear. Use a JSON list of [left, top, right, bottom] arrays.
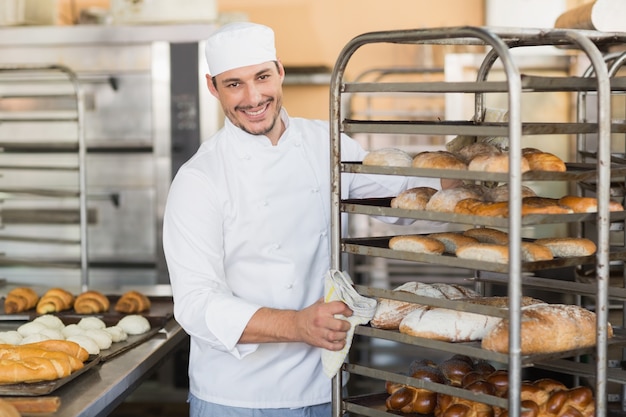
[[206, 74, 219, 98]]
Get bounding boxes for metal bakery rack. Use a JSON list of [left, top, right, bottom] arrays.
[[328, 27, 626, 417], [0, 65, 89, 291]]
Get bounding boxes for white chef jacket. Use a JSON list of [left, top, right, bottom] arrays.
[[163, 109, 438, 409]]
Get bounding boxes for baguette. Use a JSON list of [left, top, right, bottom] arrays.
[[481, 303, 612, 354], [0, 399, 20, 417], [25, 340, 89, 362], [4, 287, 39, 314], [0, 347, 82, 372], [0, 357, 70, 384], [114, 290, 151, 314]]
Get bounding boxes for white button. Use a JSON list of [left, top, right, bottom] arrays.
[[321, 231, 327, 237], [311, 188, 319, 193], [286, 283, 294, 289]]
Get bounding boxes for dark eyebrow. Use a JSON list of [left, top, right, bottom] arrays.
[[219, 66, 275, 86]]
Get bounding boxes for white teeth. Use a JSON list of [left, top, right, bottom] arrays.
[[245, 107, 264, 116]]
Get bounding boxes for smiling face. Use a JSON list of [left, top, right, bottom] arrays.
[[207, 60, 286, 145]]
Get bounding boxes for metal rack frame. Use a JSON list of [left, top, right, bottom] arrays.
[[0, 64, 89, 290], [329, 26, 626, 417]]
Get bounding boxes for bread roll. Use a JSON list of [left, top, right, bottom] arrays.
[[74, 290, 110, 314], [390, 187, 438, 210], [4, 287, 39, 314], [463, 228, 509, 245], [36, 288, 74, 315], [362, 148, 413, 167], [370, 282, 478, 330], [426, 185, 486, 213], [117, 315, 151, 335], [32, 314, 65, 330], [534, 237, 597, 257], [522, 149, 566, 172], [427, 232, 478, 254], [385, 365, 445, 414], [388, 235, 445, 255], [412, 151, 467, 170], [558, 195, 624, 213], [456, 243, 509, 263], [115, 290, 151, 314], [468, 153, 530, 173], [77, 317, 106, 330], [481, 303, 612, 354], [66, 335, 100, 355]]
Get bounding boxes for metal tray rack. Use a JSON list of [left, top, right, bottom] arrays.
[[0, 65, 89, 290], [328, 27, 626, 417]]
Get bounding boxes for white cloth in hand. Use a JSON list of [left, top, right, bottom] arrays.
[[321, 269, 377, 378]]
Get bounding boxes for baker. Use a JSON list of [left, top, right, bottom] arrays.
[[162, 21, 439, 417]]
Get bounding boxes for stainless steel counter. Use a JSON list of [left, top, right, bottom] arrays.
[[49, 318, 187, 417]]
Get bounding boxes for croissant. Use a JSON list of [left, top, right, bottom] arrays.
[[74, 290, 110, 314], [4, 287, 39, 314], [36, 288, 74, 315], [114, 290, 151, 314]]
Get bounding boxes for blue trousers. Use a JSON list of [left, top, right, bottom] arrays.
[[188, 393, 332, 417]]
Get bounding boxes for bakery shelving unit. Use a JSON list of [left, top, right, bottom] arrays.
[[329, 27, 626, 417], [0, 65, 89, 291]]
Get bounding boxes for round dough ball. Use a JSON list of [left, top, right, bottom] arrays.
[[0, 331, 22, 345], [20, 333, 50, 344], [105, 326, 128, 343], [33, 314, 65, 330], [39, 328, 65, 341], [17, 321, 48, 337], [62, 324, 85, 338], [67, 335, 100, 355], [77, 317, 106, 330], [84, 329, 113, 350], [117, 315, 151, 335]]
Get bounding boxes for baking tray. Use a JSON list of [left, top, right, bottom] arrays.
[[0, 354, 101, 397], [0, 295, 174, 363]]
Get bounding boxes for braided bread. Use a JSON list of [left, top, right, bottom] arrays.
[[4, 287, 39, 314], [114, 291, 151, 314], [74, 290, 110, 314]]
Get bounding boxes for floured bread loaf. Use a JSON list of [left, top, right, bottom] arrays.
[[371, 282, 478, 330], [390, 187, 438, 210], [522, 148, 567, 172], [456, 243, 509, 263], [412, 151, 467, 170], [399, 296, 545, 342], [558, 195, 624, 213], [463, 228, 509, 245], [468, 153, 530, 173], [484, 184, 537, 202], [522, 197, 573, 215], [534, 237, 597, 257], [427, 232, 478, 254], [456, 142, 502, 163], [389, 235, 445, 255], [454, 198, 509, 217], [426, 185, 486, 213], [482, 303, 612, 354], [362, 148, 413, 167], [521, 242, 554, 262]]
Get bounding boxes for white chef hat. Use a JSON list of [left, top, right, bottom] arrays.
[[205, 22, 277, 76]]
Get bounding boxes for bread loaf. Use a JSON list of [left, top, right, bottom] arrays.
[[463, 228, 509, 245], [521, 242, 554, 262], [0, 347, 83, 372], [481, 303, 612, 354], [427, 232, 478, 254], [534, 237, 597, 257], [454, 198, 509, 217], [362, 148, 413, 167], [36, 288, 74, 315], [25, 340, 89, 362], [426, 185, 486, 213], [114, 290, 151, 314], [0, 357, 70, 384], [390, 187, 438, 210], [385, 363, 445, 414], [456, 243, 509, 263], [74, 290, 110, 314], [558, 195, 624, 213], [522, 197, 573, 215], [468, 153, 530, 173], [412, 151, 467, 170], [4, 287, 39, 314], [484, 184, 537, 202], [370, 282, 478, 330], [522, 148, 567, 172], [455, 142, 502, 163], [389, 235, 445, 255]]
